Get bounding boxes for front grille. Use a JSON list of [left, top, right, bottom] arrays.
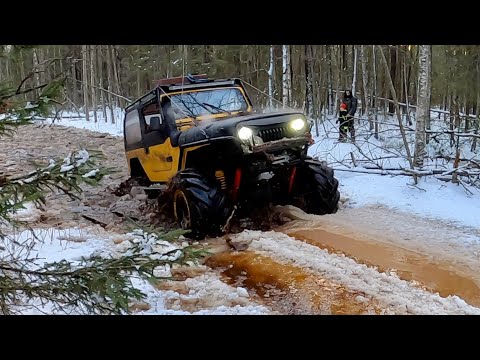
[[258, 126, 289, 142]]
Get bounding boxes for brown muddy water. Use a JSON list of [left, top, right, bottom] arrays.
[[206, 251, 382, 314], [285, 228, 480, 307]]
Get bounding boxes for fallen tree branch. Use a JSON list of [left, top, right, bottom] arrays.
[[68, 77, 131, 102], [332, 167, 480, 178], [407, 183, 427, 192], [424, 130, 480, 139]]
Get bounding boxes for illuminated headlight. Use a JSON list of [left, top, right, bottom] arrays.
[[238, 126, 253, 140], [290, 118, 306, 131]]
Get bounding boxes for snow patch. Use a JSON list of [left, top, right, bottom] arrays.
[[309, 117, 480, 229], [41, 108, 125, 137], [2, 228, 268, 315], [234, 230, 480, 315]]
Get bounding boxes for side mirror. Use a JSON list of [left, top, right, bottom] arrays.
[[150, 116, 161, 131]]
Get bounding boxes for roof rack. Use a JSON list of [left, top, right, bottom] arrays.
[[124, 76, 245, 111], [153, 74, 209, 86]]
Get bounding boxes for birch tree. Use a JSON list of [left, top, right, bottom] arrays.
[[351, 45, 358, 94], [82, 45, 90, 122], [105, 45, 116, 123], [89, 45, 98, 123], [372, 45, 379, 138], [282, 45, 291, 107], [360, 45, 369, 121], [268, 45, 274, 109], [414, 45, 432, 168], [305, 45, 314, 119]]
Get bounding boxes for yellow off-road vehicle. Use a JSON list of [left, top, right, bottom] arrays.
[[123, 74, 340, 237]]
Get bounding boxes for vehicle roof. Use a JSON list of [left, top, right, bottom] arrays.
[[125, 75, 245, 112]]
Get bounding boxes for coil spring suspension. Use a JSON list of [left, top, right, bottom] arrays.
[[215, 170, 227, 190]]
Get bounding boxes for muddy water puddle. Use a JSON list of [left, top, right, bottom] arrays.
[[206, 251, 381, 314], [286, 228, 480, 307]]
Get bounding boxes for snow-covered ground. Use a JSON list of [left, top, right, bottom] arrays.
[[3, 227, 268, 315], [233, 230, 480, 315], [309, 115, 480, 229], [42, 108, 125, 137]]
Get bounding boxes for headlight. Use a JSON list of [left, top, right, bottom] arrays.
[[290, 118, 305, 131], [238, 126, 253, 140], [253, 135, 264, 145]]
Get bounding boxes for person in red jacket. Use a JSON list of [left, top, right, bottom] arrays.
[[337, 90, 357, 142]]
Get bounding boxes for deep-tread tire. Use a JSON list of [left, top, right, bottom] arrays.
[[170, 169, 229, 239], [294, 161, 340, 215]]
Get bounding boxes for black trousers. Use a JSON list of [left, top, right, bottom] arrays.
[[339, 117, 355, 140]]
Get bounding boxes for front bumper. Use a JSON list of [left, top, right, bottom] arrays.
[[252, 136, 307, 154]]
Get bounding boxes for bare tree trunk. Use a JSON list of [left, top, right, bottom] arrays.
[[378, 46, 415, 172], [472, 60, 480, 151], [452, 96, 461, 184], [71, 49, 78, 107], [4, 53, 10, 79], [425, 47, 432, 136], [288, 46, 293, 106], [282, 45, 291, 107], [315, 46, 323, 122], [90, 45, 98, 123], [111, 45, 122, 108], [305, 45, 314, 119], [136, 45, 141, 98], [340, 45, 346, 89], [372, 45, 379, 139], [82, 45, 90, 122], [37, 48, 45, 85], [351, 45, 358, 95], [450, 93, 455, 146], [45, 47, 52, 81], [464, 94, 469, 132], [360, 45, 369, 121], [98, 46, 107, 122], [268, 45, 275, 109], [327, 45, 334, 115], [403, 57, 412, 126], [167, 45, 172, 78], [388, 46, 397, 115], [52, 46, 56, 77], [59, 46, 64, 75], [414, 45, 431, 169], [106, 45, 116, 124], [335, 47, 342, 117], [182, 45, 189, 78], [33, 48, 41, 97], [19, 49, 27, 101]]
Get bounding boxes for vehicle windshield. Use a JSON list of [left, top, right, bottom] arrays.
[[168, 87, 248, 120]]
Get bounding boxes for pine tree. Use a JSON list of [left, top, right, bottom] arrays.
[[0, 46, 200, 314]]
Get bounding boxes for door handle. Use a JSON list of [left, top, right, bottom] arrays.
[[166, 156, 173, 162]]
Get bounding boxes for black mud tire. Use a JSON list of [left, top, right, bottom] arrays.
[[294, 161, 340, 215], [169, 169, 229, 239]]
